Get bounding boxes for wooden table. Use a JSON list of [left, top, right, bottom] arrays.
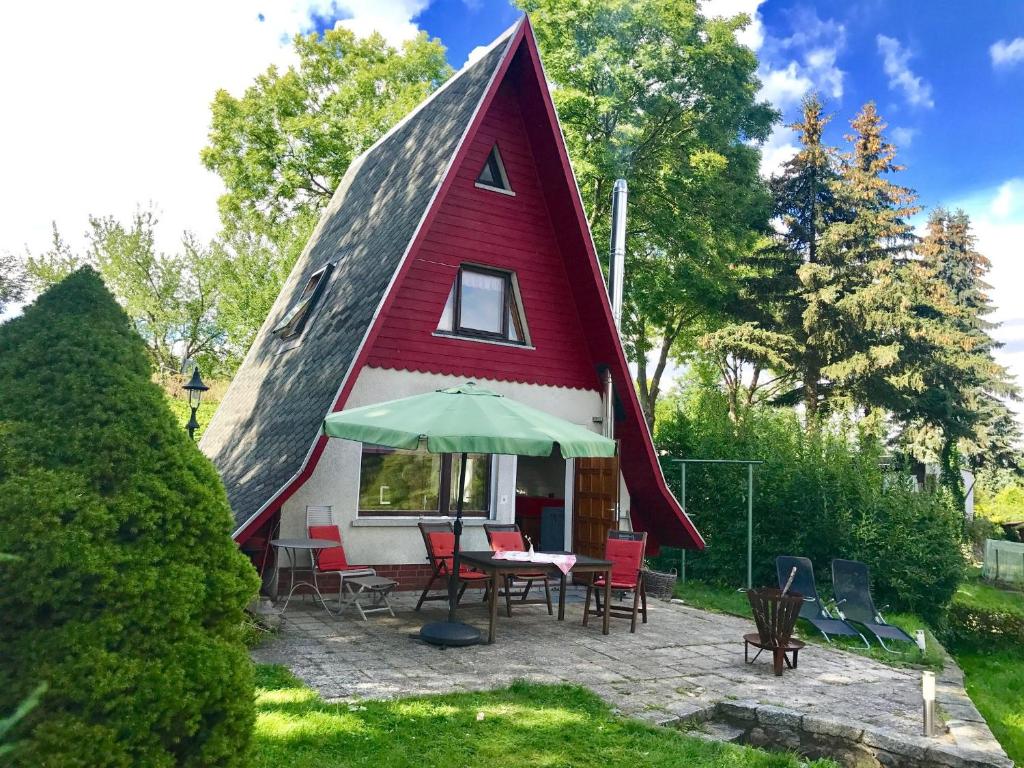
[[458, 551, 613, 644]]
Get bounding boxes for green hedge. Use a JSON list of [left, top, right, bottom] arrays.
[[941, 580, 1024, 650], [0, 269, 260, 766], [944, 601, 1024, 649], [652, 387, 965, 622]]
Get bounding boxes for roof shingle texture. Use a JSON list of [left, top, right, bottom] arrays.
[[200, 35, 512, 531]]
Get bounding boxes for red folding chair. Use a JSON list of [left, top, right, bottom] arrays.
[[584, 530, 648, 633], [414, 522, 492, 611], [306, 506, 375, 611], [484, 523, 553, 617]]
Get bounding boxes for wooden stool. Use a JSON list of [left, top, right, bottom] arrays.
[[343, 575, 398, 620], [744, 632, 805, 676]]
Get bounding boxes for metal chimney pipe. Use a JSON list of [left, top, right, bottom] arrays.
[[602, 179, 627, 440], [608, 178, 627, 329]]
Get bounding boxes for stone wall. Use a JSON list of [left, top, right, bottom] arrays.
[[678, 699, 1012, 768]]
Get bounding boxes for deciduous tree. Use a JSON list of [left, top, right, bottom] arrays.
[[0, 253, 24, 315], [24, 210, 226, 376], [519, 0, 776, 428]]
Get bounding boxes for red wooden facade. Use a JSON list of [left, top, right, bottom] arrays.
[[366, 76, 601, 392]]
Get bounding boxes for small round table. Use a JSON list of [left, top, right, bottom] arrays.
[[270, 538, 340, 615]]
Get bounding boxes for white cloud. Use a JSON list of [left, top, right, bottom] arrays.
[[890, 126, 917, 148], [991, 178, 1024, 220], [0, 1, 428, 264], [990, 37, 1024, 69], [876, 35, 934, 109], [699, 0, 765, 51], [332, 0, 429, 46], [758, 62, 813, 108], [464, 44, 489, 68], [753, 9, 846, 115], [759, 125, 799, 177]]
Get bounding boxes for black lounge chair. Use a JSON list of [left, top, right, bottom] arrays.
[[776, 556, 869, 648], [831, 559, 915, 652]]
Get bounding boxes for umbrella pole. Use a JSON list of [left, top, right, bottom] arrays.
[[447, 451, 468, 623], [420, 451, 481, 647]]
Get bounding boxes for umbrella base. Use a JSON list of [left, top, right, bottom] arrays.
[[420, 620, 482, 647]]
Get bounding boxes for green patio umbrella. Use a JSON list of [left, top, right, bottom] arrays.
[[322, 382, 616, 646]]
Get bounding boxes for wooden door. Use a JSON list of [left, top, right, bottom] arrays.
[[572, 456, 620, 559]]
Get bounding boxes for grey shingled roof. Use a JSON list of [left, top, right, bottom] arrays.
[[200, 27, 516, 533]]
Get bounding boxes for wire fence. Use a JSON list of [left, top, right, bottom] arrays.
[[983, 539, 1024, 586]]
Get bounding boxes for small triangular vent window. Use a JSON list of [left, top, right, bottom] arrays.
[[475, 144, 513, 194]]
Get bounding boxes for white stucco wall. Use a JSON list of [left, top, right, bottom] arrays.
[[279, 366, 627, 565]]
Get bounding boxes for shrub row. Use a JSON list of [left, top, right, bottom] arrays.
[[651, 386, 966, 622], [943, 601, 1024, 649]]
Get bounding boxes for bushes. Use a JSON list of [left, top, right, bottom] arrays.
[[0, 269, 260, 766], [941, 579, 1024, 650], [653, 387, 965, 621]]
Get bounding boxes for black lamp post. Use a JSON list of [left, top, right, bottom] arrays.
[[183, 366, 209, 440]]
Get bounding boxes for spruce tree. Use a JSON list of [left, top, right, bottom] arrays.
[[759, 95, 848, 417], [806, 102, 919, 415], [900, 209, 1019, 495], [0, 269, 259, 766]]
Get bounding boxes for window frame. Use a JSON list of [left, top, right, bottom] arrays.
[[474, 143, 515, 196], [272, 263, 334, 342], [356, 446, 492, 518], [438, 265, 528, 345]]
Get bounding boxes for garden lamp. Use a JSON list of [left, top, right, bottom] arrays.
[[922, 670, 936, 737], [183, 366, 209, 440]]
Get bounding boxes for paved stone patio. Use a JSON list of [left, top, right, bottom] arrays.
[[253, 588, 1010, 767]]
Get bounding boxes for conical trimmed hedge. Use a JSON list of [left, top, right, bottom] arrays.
[[0, 268, 259, 766]]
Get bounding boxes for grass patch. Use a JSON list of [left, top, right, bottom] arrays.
[[251, 665, 837, 768], [673, 580, 942, 670], [953, 577, 1024, 615], [956, 649, 1024, 765], [673, 579, 752, 617]]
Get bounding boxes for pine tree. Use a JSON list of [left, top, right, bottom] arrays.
[[758, 95, 849, 417]]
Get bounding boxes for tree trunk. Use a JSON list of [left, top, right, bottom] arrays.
[[940, 438, 966, 518]]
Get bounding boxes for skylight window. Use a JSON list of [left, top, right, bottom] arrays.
[[437, 265, 528, 345], [272, 263, 333, 341], [475, 144, 513, 195]]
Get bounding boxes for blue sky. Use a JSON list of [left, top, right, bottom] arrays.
[[1, 0, 1021, 409], [391, 0, 1023, 209]]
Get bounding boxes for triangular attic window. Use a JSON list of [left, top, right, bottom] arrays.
[[475, 144, 513, 194]]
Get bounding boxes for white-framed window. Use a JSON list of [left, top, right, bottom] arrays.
[[436, 265, 528, 345]]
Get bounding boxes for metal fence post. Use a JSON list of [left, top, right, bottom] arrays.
[[680, 462, 687, 584], [747, 463, 753, 591]]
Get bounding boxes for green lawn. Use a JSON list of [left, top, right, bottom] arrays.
[[947, 577, 1023, 765], [957, 649, 1024, 765], [251, 665, 837, 768], [672, 580, 944, 670], [953, 576, 1024, 615]]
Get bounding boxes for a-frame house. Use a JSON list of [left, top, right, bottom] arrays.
[[201, 16, 703, 585]]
